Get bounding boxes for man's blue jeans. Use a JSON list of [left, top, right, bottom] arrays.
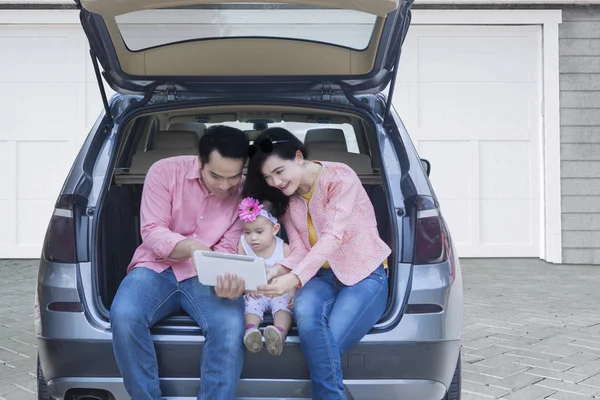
[[110, 267, 245, 400], [294, 265, 388, 400]]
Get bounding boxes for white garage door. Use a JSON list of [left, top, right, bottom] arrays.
[[393, 25, 542, 257], [0, 12, 547, 259], [0, 20, 107, 258]]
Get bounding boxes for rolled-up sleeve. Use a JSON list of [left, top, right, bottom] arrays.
[[279, 212, 307, 273], [139, 162, 187, 259]]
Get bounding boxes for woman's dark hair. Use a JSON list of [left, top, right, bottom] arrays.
[[242, 127, 307, 218]]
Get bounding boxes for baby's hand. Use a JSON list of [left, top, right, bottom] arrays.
[[287, 294, 295, 310], [244, 291, 260, 299]]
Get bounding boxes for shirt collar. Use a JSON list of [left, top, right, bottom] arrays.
[[186, 157, 211, 194], [186, 157, 202, 180]]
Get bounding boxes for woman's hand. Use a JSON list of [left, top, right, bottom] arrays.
[[265, 264, 287, 283], [257, 272, 300, 298]]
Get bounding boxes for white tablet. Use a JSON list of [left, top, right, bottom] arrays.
[[193, 250, 267, 291]]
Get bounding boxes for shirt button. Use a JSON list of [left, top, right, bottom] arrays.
[[199, 216, 204, 220], [193, 234, 197, 238]]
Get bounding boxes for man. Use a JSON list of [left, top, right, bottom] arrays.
[[110, 125, 248, 400]]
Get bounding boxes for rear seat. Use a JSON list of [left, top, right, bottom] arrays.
[[130, 129, 200, 171], [167, 122, 206, 138], [304, 128, 372, 174]]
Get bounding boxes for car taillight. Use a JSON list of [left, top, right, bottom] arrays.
[[47, 301, 84, 312], [414, 195, 455, 282], [42, 194, 77, 263]]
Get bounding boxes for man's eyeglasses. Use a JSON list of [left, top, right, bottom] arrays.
[[248, 138, 289, 158]]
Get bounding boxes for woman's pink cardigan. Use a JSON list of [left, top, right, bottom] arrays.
[[280, 162, 391, 286]]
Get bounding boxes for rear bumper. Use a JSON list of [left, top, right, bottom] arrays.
[[48, 377, 447, 400], [39, 337, 460, 381], [40, 337, 459, 399]]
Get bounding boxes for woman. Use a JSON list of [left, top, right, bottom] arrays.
[[244, 127, 390, 399]]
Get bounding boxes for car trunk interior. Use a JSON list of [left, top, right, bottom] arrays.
[[94, 104, 396, 330]]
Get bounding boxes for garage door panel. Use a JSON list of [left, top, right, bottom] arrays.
[[17, 141, 74, 200], [479, 141, 532, 199], [0, 22, 86, 257], [17, 199, 53, 246], [0, 28, 81, 81], [0, 82, 83, 141], [0, 141, 12, 199], [410, 129, 535, 142], [418, 140, 471, 198], [441, 199, 474, 246], [480, 199, 533, 245], [0, 140, 17, 253], [414, 27, 539, 82], [0, 199, 12, 245], [16, 141, 74, 248], [395, 24, 541, 257], [417, 82, 537, 128]]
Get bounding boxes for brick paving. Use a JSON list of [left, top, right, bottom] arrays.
[[1, 258, 600, 399], [0, 260, 38, 400], [461, 259, 600, 400]]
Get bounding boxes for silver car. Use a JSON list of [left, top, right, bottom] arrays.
[[36, 0, 463, 399]]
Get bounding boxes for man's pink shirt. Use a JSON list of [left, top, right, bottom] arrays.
[[127, 156, 243, 282]]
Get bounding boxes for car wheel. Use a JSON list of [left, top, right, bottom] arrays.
[[444, 353, 461, 400], [37, 355, 50, 400]]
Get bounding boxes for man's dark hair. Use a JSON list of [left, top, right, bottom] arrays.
[[198, 125, 249, 165]]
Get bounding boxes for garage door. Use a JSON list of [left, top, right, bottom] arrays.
[[0, 21, 107, 257], [393, 25, 542, 257], [0, 12, 549, 259]]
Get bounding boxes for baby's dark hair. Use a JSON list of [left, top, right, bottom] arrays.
[[259, 199, 283, 222]]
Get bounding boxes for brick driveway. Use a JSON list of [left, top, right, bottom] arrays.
[[1, 258, 600, 399]]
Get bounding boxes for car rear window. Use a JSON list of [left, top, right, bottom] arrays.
[[205, 121, 360, 153], [115, 3, 377, 52]]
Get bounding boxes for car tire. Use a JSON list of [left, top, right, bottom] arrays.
[[37, 355, 50, 400], [444, 353, 461, 400]]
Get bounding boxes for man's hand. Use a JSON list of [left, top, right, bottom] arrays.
[[215, 273, 245, 299], [257, 272, 300, 298]]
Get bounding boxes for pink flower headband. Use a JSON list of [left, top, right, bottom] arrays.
[[238, 197, 278, 225]]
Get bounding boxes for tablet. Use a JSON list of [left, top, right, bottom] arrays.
[[193, 250, 267, 291]]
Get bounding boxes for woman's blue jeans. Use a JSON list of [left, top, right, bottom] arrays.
[[293, 265, 389, 400]]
